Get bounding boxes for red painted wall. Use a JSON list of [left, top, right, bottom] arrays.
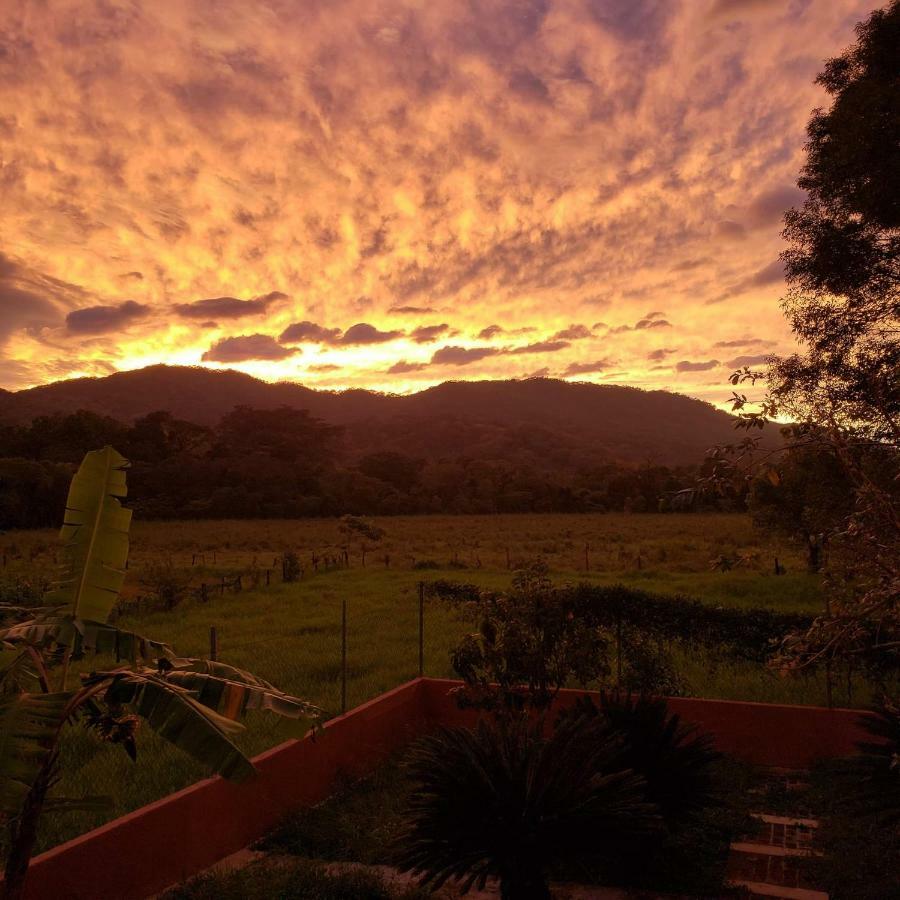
[[18, 678, 428, 900], [420, 680, 874, 769], [12, 679, 875, 900]]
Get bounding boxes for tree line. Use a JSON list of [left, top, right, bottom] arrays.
[[0, 406, 730, 528]]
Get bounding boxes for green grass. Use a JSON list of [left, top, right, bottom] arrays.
[[255, 757, 413, 864], [0, 513, 842, 856], [162, 858, 434, 900]]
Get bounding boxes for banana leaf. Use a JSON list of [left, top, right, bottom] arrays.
[[162, 667, 321, 730], [164, 658, 279, 688], [0, 615, 171, 663], [0, 647, 43, 692], [45, 447, 131, 626], [102, 674, 256, 782], [0, 691, 71, 818]]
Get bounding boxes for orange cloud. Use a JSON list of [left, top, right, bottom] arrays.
[[0, 0, 873, 406]]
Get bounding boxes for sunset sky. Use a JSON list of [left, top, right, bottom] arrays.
[[0, 0, 872, 404]]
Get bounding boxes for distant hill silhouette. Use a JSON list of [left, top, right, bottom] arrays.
[[0, 365, 749, 466]]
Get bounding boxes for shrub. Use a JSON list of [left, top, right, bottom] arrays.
[[838, 698, 900, 825], [444, 562, 612, 712], [573, 692, 720, 827], [394, 715, 659, 899], [139, 560, 191, 611], [282, 551, 302, 582], [803, 703, 900, 900]]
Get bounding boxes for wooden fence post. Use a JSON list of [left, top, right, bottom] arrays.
[[616, 614, 623, 688], [209, 627, 218, 662], [418, 581, 425, 678], [341, 599, 348, 714]]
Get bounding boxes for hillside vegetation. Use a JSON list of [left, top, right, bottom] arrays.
[[0, 367, 763, 526], [0, 365, 750, 464]]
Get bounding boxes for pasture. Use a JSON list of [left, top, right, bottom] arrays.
[[1, 512, 833, 854]]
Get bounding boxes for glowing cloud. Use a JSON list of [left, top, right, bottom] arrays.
[[0, 0, 873, 406]]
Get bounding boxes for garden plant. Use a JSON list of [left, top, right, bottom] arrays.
[[0, 448, 321, 900]]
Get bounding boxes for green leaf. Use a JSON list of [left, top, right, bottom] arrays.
[[0, 647, 42, 692], [0, 691, 71, 818], [163, 667, 321, 730], [45, 447, 132, 626], [0, 615, 172, 664], [102, 674, 256, 782]]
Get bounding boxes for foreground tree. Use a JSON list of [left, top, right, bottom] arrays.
[[723, 1, 900, 677], [0, 448, 321, 900], [746, 434, 856, 573]]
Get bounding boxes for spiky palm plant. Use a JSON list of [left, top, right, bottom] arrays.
[[592, 691, 720, 827], [394, 715, 660, 900], [0, 448, 321, 900]]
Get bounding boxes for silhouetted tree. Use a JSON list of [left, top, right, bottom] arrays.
[[724, 3, 900, 675], [748, 433, 855, 572], [773, 0, 899, 435]]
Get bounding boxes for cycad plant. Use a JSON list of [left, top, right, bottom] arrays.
[[592, 691, 720, 827], [394, 714, 660, 900], [0, 448, 321, 900]]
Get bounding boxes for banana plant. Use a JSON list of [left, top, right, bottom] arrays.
[[0, 448, 322, 900]]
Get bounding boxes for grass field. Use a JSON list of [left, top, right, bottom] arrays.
[[0, 512, 842, 855]]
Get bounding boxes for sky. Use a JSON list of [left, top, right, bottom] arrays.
[[0, 0, 873, 404]]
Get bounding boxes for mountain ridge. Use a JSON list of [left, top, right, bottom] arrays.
[[0, 365, 746, 466]]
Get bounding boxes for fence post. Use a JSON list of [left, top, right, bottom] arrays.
[[341, 599, 348, 714], [209, 626, 218, 662], [616, 614, 623, 688], [418, 581, 425, 677]]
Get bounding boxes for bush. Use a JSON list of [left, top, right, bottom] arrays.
[[282, 551, 302, 582], [444, 562, 613, 712], [802, 704, 900, 900], [567, 692, 720, 828], [847, 698, 900, 825], [138, 560, 191, 611], [394, 716, 659, 899], [0, 577, 49, 611]]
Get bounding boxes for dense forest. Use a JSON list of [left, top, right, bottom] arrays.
[[0, 407, 720, 528]]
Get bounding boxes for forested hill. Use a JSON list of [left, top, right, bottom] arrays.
[[0, 365, 743, 466]]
